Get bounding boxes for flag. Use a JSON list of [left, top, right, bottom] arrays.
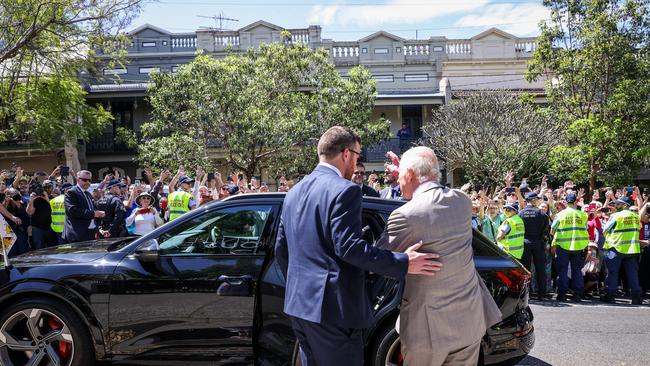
[[0, 215, 16, 265]]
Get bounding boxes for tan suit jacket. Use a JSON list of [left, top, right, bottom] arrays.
[[377, 182, 502, 363]]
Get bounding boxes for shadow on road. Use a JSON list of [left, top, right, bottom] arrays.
[[529, 298, 648, 308], [515, 355, 553, 365]]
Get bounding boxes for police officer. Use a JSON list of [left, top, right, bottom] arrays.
[[496, 203, 525, 260], [97, 180, 126, 238], [167, 176, 197, 221], [601, 196, 646, 305], [519, 192, 550, 300], [50, 183, 73, 244], [550, 193, 589, 302]]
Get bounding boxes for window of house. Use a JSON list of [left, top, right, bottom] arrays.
[[374, 48, 389, 54], [362, 48, 368, 53], [103, 68, 127, 75], [372, 75, 394, 82], [139, 67, 159, 74], [433, 46, 444, 52], [404, 74, 429, 82], [155, 205, 275, 255], [142, 41, 156, 47], [395, 47, 402, 53]]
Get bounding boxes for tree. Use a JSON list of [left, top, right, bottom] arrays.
[[140, 39, 388, 177], [421, 91, 561, 186], [0, 0, 146, 169], [526, 0, 650, 189]]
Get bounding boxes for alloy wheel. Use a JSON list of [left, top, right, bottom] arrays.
[[385, 338, 403, 366], [0, 308, 74, 366]]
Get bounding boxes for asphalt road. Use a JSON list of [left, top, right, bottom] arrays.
[[514, 299, 650, 366]]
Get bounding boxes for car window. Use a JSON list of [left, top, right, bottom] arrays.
[[157, 205, 274, 256]]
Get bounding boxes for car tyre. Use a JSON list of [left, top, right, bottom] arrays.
[[0, 297, 95, 366], [371, 322, 402, 366]]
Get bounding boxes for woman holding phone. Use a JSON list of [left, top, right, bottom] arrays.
[[125, 192, 164, 236]]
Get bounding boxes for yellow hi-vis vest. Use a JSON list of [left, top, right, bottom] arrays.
[[604, 210, 641, 254], [498, 214, 525, 259], [552, 208, 589, 251], [50, 195, 65, 233], [168, 191, 192, 221]]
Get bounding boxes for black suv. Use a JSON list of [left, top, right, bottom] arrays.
[[0, 193, 534, 366]]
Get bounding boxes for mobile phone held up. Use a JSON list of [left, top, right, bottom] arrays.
[[60, 166, 70, 177]]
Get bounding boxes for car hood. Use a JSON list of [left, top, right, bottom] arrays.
[[8, 238, 135, 266]]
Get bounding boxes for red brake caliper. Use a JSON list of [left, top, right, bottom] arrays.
[[48, 318, 72, 359]]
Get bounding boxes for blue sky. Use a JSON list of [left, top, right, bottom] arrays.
[[132, 0, 549, 40]]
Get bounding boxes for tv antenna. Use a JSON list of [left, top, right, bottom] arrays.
[[197, 13, 239, 31]]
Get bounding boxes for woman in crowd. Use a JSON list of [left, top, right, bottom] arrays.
[[125, 191, 164, 236]]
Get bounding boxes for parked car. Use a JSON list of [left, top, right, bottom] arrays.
[[0, 193, 534, 366]]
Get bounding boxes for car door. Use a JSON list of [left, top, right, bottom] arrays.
[[109, 202, 279, 363]]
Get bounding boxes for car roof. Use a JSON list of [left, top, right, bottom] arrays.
[[221, 192, 404, 209]]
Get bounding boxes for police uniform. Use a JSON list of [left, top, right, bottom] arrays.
[[551, 193, 589, 301], [519, 193, 550, 299], [97, 181, 126, 238], [168, 176, 196, 221], [498, 204, 525, 260], [602, 197, 642, 304]]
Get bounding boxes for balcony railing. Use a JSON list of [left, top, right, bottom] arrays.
[[86, 133, 136, 154], [362, 138, 418, 163]]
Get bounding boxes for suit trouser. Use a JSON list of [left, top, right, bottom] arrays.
[[521, 240, 547, 295], [555, 247, 585, 296], [404, 337, 481, 366], [289, 316, 363, 366]]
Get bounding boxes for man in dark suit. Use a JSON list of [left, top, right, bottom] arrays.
[[351, 161, 379, 197], [63, 170, 105, 243], [275, 126, 441, 366]]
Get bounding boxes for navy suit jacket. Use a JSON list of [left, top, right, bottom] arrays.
[[275, 165, 408, 328], [62, 185, 96, 243]]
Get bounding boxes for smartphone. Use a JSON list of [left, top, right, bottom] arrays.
[[135, 179, 140, 185], [505, 187, 515, 193], [238, 173, 244, 180], [60, 166, 69, 177], [207, 172, 215, 181], [625, 186, 634, 193]]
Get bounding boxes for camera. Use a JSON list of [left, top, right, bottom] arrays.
[[30, 181, 44, 197]]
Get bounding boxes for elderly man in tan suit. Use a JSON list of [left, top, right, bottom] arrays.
[[378, 146, 502, 366]]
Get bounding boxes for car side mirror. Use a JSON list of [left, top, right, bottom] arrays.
[[134, 239, 159, 263]]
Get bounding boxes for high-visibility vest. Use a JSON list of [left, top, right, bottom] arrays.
[[498, 214, 525, 259], [50, 195, 65, 233], [168, 191, 192, 221], [605, 210, 641, 254], [552, 208, 589, 251]]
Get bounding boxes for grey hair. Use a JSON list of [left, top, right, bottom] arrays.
[[398, 146, 441, 183], [77, 170, 92, 178]]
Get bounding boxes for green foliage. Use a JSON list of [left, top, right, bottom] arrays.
[[422, 91, 560, 186], [142, 41, 387, 178], [10, 77, 112, 147], [526, 0, 650, 188], [137, 133, 210, 173], [0, 0, 145, 146]]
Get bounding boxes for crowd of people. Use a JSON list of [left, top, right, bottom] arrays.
[[3, 159, 650, 305], [0, 165, 292, 258]]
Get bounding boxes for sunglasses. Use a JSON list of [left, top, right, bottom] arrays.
[[79, 177, 91, 182]]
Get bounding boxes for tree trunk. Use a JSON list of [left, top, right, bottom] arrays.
[[64, 140, 81, 173]]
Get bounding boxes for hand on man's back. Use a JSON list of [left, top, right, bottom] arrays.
[[405, 241, 442, 275]]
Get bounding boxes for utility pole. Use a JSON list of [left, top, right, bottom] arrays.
[[197, 13, 239, 31]]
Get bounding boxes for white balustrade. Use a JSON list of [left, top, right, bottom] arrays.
[[331, 45, 359, 58], [214, 34, 240, 46], [515, 41, 537, 54], [446, 40, 472, 54], [288, 29, 310, 44], [171, 36, 197, 48], [404, 43, 430, 56]]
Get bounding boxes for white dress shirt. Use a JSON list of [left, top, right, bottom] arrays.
[[412, 180, 438, 199], [318, 162, 343, 178]]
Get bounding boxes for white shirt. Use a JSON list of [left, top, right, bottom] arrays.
[[77, 184, 96, 229], [318, 162, 343, 178], [126, 208, 164, 236], [412, 180, 438, 199]]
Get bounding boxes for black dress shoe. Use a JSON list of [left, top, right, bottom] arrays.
[[600, 294, 615, 304], [556, 294, 567, 302], [573, 295, 582, 303], [632, 297, 642, 305]]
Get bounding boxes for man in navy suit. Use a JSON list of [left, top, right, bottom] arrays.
[[275, 126, 442, 366], [63, 170, 105, 243]]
